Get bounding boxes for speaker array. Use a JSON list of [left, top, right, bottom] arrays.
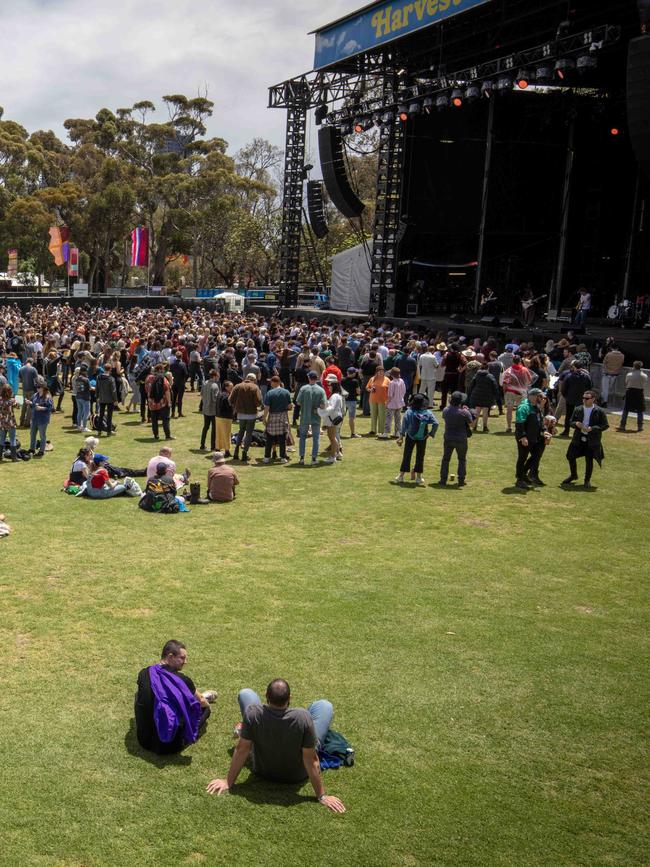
[[627, 35, 650, 181], [318, 126, 365, 218], [306, 180, 328, 239]]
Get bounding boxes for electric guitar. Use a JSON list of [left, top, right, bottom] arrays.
[[521, 294, 547, 311]]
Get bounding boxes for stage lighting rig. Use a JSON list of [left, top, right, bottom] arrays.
[[451, 88, 463, 107], [481, 80, 494, 98], [554, 57, 576, 80], [397, 103, 409, 121], [465, 84, 481, 102], [516, 69, 531, 89], [577, 53, 597, 73], [535, 65, 553, 84], [408, 101, 421, 116], [436, 93, 449, 111], [423, 96, 434, 114], [495, 75, 512, 94]]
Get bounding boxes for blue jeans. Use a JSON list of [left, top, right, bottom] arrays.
[[299, 419, 321, 460], [29, 419, 48, 454], [87, 483, 127, 499], [238, 688, 333, 746], [0, 428, 17, 448], [77, 398, 91, 430]]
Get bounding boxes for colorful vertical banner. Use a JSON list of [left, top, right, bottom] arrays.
[[48, 226, 70, 266], [130, 227, 149, 267], [68, 247, 79, 277], [7, 249, 18, 276]]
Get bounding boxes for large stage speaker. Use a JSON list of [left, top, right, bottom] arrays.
[[627, 35, 650, 180], [499, 317, 524, 329], [480, 315, 499, 326], [306, 180, 328, 238], [318, 126, 365, 218]]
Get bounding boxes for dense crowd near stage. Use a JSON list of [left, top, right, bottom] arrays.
[[0, 303, 646, 497]]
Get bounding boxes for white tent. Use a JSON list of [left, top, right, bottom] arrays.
[[330, 242, 372, 312]]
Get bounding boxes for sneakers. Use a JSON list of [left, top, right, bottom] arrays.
[[376, 433, 388, 439], [528, 476, 545, 487], [394, 473, 404, 483], [298, 457, 305, 465], [352, 433, 362, 438], [310, 459, 318, 466], [202, 690, 218, 704], [280, 458, 289, 464], [416, 476, 425, 486], [263, 457, 270, 464], [457, 480, 466, 487], [336, 454, 343, 461], [324, 456, 336, 464], [515, 479, 531, 490], [561, 476, 578, 485]]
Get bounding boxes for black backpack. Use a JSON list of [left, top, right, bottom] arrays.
[[149, 375, 166, 402], [133, 357, 152, 383]]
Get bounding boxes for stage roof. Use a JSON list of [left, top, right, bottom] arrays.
[[311, 0, 492, 69]]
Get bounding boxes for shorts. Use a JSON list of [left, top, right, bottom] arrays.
[[505, 392, 523, 409], [345, 400, 357, 419]]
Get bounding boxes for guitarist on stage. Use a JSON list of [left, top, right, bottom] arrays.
[[520, 285, 547, 327]]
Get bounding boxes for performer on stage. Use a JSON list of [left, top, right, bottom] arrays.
[[574, 288, 592, 330], [521, 286, 537, 327], [479, 287, 497, 315]]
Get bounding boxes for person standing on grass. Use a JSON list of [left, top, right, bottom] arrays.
[[380, 367, 406, 439], [560, 361, 592, 438], [467, 362, 499, 433], [206, 678, 345, 814], [96, 363, 118, 437], [502, 355, 535, 433], [18, 357, 39, 428], [514, 388, 546, 489], [215, 379, 234, 457], [229, 373, 262, 463], [341, 367, 361, 438], [366, 367, 389, 436], [170, 350, 189, 418], [296, 370, 326, 466], [145, 363, 174, 441], [439, 391, 474, 487], [29, 383, 53, 457], [263, 375, 292, 464], [617, 361, 647, 433], [135, 639, 215, 755], [321, 378, 344, 463], [200, 369, 220, 452], [563, 389, 609, 489], [395, 393, 439, 486], [0, 383, 19, 462]]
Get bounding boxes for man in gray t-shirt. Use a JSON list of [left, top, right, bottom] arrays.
[[206, 678, 346, 813]]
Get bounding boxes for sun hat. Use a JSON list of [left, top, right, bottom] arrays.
[[211, 451, 226, 465], [325, 373, 339, 383], [462, 348, 476, 358], [436, 342, 447, 351]]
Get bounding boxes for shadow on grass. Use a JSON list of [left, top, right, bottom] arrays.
[[122, 420, 144, 427], [559, 484, 598, 493], [228, 775, 314, 808], [124, 718, 193, 767], [493, 431, 514, 437], [501, 486, 536, 495], [387, 481, 427, 491]]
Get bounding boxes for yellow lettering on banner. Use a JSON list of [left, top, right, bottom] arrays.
[[427, 0, 439, 16], [453, 0, 463, 5], [414, 0, 427, 20], [372, 7, 392, 37], [392, 8, 404, 30], [439, 0, 451, 11], [402, 3, 414, 25]]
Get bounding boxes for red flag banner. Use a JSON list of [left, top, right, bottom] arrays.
[[68, 247, 79, 277], [130, 227, 149, 267]]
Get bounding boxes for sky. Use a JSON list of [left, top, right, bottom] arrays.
[[2, 0, 361, 156]]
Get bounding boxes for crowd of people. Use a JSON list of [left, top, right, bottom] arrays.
[[0, 302, 647, 492]]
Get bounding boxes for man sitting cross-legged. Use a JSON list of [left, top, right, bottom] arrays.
[[135, 639, 216, 755], [206, 678, 345, 813]]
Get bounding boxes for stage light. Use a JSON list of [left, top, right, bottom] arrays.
[[481, 79, 494, 98], [436, 93, 449, 111], [353, 119, 363, 133], [577, 53, 597, 73], [610, 127, 620, 136], [554, 57, 575, 80], [495, 75, 512, 93], [535, 65, 553, 84], [408, 101, 421, 117], [422, 97, 434, 114], [465, 84, 481, 103], [397, 103, 409, 122], [451, 88, 463, 107], [339, 121, 353, 136], [516, 68, 531, 89]]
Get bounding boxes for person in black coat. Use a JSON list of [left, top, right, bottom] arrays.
[[560, 361, 592, 436], [467, 365, 500, 432], [562, 389, 609, 489], [170, 352, 188, 418]]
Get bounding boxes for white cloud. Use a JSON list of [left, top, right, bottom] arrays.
[[1, 0, 361, 154]]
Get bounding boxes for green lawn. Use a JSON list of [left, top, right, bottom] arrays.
[[0, 396, 648, 867]]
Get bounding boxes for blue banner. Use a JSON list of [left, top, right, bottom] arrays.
[[314, 0, 491, 69]]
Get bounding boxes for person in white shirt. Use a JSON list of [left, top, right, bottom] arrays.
[[575, 288, 592, 329], [417, 346, 439, 408]]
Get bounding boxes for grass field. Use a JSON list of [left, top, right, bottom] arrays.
[[0, 394, 648, 867]]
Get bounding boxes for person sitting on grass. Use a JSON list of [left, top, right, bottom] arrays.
[[207, 451, 239, 502], [206, 678, 345, 814], [135, 639, 216, 755], [146, 445, 190, 490], [86, 455, 128, 499], [139, 462, 184, 513]]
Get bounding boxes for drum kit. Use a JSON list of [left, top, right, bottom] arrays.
[[607, 298, 634, 325]]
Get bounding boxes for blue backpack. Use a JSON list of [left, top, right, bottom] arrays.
[[408, 410, 430, 441]]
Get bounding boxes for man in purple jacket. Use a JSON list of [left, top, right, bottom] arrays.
[[134, 639, 216, 754]]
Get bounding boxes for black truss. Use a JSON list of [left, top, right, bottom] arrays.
[[278, 105, 307, 307]]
